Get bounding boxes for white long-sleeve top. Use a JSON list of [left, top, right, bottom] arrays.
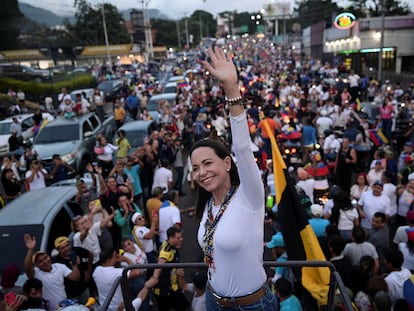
[[197, 112, 266, 297]]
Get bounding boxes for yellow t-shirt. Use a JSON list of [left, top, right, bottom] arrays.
[[116, 138, 130, 158]]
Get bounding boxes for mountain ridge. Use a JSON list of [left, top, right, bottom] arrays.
[[18, 1, 166, 27]]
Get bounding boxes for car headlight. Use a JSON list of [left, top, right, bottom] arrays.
[[61, 152, 76, 163]]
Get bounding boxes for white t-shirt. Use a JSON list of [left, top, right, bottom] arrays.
[[394, 225, 410, 244], [358, 191, 391, 230], [152, 167, 173, 194], [73, 222, 102, 263], [35, 263, 72, 310], [338, 208, 359, 230], [297, 179, 315, 204], [159, 203, 181, 243], [382, 183, 397, 216], [25, 169, 48, 190], [316, 117, 333, 136], [133, 226, 154, 253], [399, 242, 414, 271], [122, 243, 147, 265], [93, 266, 130, 311]]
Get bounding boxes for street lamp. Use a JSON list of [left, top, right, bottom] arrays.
[[141, 0, 153, 60]]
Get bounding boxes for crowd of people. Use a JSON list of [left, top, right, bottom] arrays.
[[1, 36, 414, 311]]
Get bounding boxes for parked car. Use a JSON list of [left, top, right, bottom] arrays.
[[0, 113, 54, 156], [163, 81, 177, 94], [115, 120, 157, 155], [70, 88, 95, 103], [98, 79, 123, 102], [0, 63, 51, 82], [0, 186, 82, 274], [147, 93, 177, 122], [32, 113, 116, 173]]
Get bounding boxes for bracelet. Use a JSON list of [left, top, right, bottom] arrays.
[[225, 95, 243, 103]]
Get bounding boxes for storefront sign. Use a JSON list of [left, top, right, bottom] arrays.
[[334, 12, 357, 30]]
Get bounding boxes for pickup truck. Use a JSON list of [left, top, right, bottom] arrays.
[[32, 113, 116, 173]]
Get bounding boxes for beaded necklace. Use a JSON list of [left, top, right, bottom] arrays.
[[202, 186, 236, 278]]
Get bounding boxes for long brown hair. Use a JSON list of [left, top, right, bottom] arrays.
[[190, 139, 240, 220]]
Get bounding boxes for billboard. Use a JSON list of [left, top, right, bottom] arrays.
[[262, 2, 291, 18]]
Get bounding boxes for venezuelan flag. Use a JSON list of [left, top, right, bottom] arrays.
[[177, 79, 189, 88], [262, 119, 330, 304]]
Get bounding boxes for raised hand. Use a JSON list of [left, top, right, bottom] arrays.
[[23, 234, 36, 250], [201, 46, 238, 91]]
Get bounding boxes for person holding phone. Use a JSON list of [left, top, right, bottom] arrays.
[[52, 236, 93, 305], [23, 234, 80, 311]]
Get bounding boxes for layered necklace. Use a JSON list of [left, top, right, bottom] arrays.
[[202, 186, 236, 277]]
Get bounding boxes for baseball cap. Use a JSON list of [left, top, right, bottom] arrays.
[[310, 204, 323, 217], [54, 236, 69, 249], [152, 187, 166, 196], [266, 232, 285, 248], [32, 251, 48, 265], [405, 141, 414, 148], [408, 173, 414, 181], [375, 160, 382, 165], [373, 180, 383, 187]]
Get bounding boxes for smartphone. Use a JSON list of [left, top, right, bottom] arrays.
[[4, 292, 16, 306], [70, 251, 77, 265]]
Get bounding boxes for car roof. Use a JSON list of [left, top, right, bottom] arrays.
[[0, 186, 77, 226], [149, 93, 177, 100], [0, 113, 54, 124], [119, 120, 154, 131], [41, 113, 95, 127], [168, 75, 185, 82]]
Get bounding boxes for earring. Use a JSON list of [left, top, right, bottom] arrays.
[[227, 168, 230, 172]]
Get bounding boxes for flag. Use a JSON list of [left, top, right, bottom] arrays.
[[177, 79, 189, 88], [369, 128, 389, 146], [356, 97, 361, 111], [262, 119, 330, 304]]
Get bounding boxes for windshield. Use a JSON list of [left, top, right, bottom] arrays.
[[126, 130, 147, 148], [0, 122, 12, 135], [35, 124, 79, 143]]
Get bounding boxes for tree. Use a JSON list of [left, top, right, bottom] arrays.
[[0, 0, 23, 50], [65, 0, 130, 46], [348, 0, 411, 17], [293, 0, 340, 29]]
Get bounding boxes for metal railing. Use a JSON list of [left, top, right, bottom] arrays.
[[98, 260, 354, 311]]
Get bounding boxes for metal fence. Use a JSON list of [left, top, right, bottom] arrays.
[[98, 260, 354, 311]]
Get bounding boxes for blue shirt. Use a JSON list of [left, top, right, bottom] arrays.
[[124, 165, 142, 196], [280, 295, 303, 311], [309, 218, 330, 237], [127, 94, 139, 109], [302, 125, 317, 146]]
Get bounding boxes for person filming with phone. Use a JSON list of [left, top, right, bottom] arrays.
[[52, 236, 93, 305]]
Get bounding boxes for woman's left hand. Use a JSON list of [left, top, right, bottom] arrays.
[[201, 46, 238, 94]]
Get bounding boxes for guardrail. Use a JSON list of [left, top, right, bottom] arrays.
[[98, 260, 354, 311]]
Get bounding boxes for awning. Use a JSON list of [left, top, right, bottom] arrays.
[[81, 44, 133, 57], [1, 49, 44, 60]]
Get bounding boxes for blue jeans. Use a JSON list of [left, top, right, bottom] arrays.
[[206, 282, 277, 311]]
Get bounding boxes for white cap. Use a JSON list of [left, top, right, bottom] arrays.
[[409, 172, 414, 181], [310, 204, 323, 217]]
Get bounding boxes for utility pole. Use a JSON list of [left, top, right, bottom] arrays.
[[101, 3, 112, 73], [184, 13, 189, 48], [141, 0, 153, 60], [378, 0, 385, 83], [176, 20, 181, 48], [199, 14, 203, 42]]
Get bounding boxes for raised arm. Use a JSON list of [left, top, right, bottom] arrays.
[[23, 234, 36, 279]]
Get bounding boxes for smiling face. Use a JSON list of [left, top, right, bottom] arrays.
[[191, 146, 231, 198]]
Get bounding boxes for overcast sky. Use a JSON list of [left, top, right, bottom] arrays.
[[21, 0, 352, 18]]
